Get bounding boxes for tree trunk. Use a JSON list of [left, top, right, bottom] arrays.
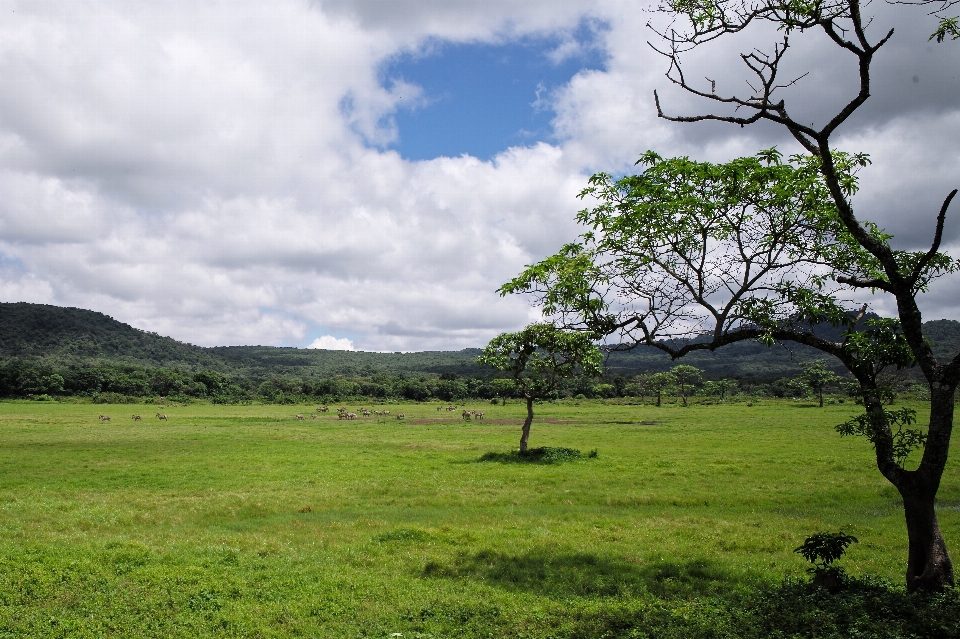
[[519, 396, 534, 453], [818, 388, 824, 407], [901, 488, 954, 591], [656, 390, 661, 406], [872, 386, 956, 591], [902, 388, 956, 590]]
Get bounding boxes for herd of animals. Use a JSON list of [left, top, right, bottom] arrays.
[[94, 403, 486, 423]]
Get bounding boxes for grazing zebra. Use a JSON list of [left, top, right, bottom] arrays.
[[296, 414, 305, 420], [156, 413, 168, 420], [318, 406, 329, 412], [98, 414, 111, 421], [131, 415, 142, 421], [396, 413, 405, 420]]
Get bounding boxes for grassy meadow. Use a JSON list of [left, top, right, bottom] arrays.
[[1, 398, 958, 638]]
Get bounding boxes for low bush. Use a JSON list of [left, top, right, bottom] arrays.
[[478, 446, 586, 464], [729, 576, 960, 639]]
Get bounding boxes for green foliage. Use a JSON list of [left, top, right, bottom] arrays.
[[477, 324, 603, 400], [795, 530, 859, 589], [837, 408, 927, 468], [478, 446, 587, 464], [796, 360, 841, 406], [795, 531, 859, 571], [592, 383, 617, 398], [671, 365, 702, 406], [930, 16, 960, 43], [733, 576, 960, 639], [702, 379, 737, 401], [499, 150, 903, 344]]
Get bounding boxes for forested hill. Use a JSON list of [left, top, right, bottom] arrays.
[[0, 303, 483, 377], [0, 302, 217, 366], [2, 302, 959, 380]]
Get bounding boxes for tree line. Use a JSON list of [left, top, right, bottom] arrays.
[[0, 357, 910, 405]]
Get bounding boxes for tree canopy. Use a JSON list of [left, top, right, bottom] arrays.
[[478, 324, 602, 452], [501, 0, 960, 591]]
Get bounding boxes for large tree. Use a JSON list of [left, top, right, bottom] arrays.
[[478, 324, 602, 453], [501, 1, 959, 590]]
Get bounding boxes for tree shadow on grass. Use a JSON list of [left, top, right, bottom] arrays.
[[422, 549, 734, 600], [477, 447, 592, 464]]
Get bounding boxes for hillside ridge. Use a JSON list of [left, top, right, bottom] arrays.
[[2, 302, 958, 379]]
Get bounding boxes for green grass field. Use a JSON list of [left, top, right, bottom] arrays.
[[1, 399, 957, 638]]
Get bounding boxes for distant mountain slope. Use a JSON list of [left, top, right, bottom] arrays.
[[208, 346, 485, 378], [603, 318, 960, 378], [0, 302, 484, 377], [0, 302, 216, 366], [1, 302, 958, 380]]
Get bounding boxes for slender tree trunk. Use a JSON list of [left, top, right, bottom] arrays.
[[818, 387, 824, 407], [519, 395, 534, 453], [656, 390, 661, 406]]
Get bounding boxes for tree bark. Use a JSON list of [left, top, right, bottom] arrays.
[[520, 395, 534, 453], [873, 387, 956, 591], [903, 388, 956, 590], [901, 488, 953, 591]]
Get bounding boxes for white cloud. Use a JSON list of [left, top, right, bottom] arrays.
[[0, 0, 955, 351], [306, 335, 356, 351]]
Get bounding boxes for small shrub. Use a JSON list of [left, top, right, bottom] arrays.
[[795, 530, 858, 590], [478, 447, 587, 464], [733, 576, 960, 639]]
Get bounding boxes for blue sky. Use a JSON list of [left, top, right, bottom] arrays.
[[381, 27, 607, 161]]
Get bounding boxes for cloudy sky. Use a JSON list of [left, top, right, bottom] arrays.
[[0, 1, 957, 352]]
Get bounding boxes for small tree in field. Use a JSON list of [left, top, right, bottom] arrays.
[[671, 364, 702, 406], [478, 324, 602, 452], [797, 360, 842, 407], [646, 371, 675, 406], [703, 378, 738, 402], [501, 0, 959, 591], [488, 378, 516, 406]]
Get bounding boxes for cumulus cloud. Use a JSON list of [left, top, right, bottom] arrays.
[[306, 335, 356, 350], [0, 0, 955, 351]]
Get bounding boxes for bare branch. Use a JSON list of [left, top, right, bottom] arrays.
[[911, 189, 958, 284]]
